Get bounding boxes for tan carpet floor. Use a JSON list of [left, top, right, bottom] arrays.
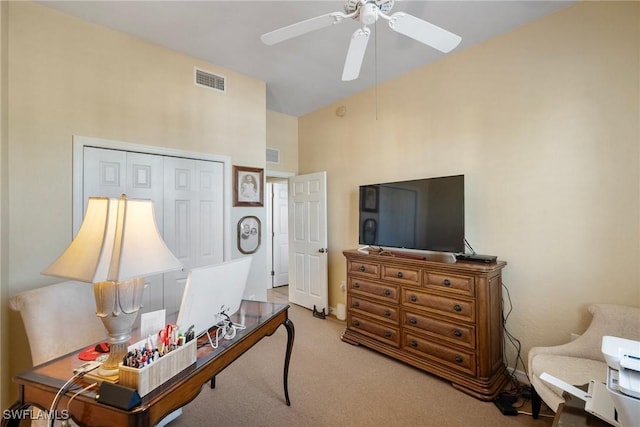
[[170, 287, 554, 427]]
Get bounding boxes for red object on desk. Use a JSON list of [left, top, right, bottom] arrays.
[[78, 342, 109, 361]]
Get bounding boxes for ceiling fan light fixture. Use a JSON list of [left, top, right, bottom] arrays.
[[359, 3, 379, 26]]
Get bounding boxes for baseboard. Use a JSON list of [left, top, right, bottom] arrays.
[[509, 368, 530, 386]]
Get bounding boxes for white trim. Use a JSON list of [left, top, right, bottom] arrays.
[[72, 135, 232, 261], [266, 169, 295, 179]]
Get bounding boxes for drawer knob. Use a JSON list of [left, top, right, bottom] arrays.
[[384, 331, 393, 339], [353, 320, 360, 327], [443, 279, 451, 287], [384, 289, 392, 296], [455, 356, 463, 364], [409, 317, 417, 325], [453, 304, 462, 312], [384, 310, 391, 317], [359, 265, 366, 272], [410, 340, 418, 348], [410, 295, 418, 302], [354, 282, 360, 289], [397, 271, 404, 278], [453, 329, 462, 337], [353, 301, 360, 308]]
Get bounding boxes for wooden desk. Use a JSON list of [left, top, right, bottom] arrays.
[[3, 301, 294, 427]]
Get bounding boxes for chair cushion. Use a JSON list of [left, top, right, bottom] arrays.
[[532, 354, 606, 398]]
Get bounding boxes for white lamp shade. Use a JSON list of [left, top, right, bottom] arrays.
[[43, 196, 182, 283]]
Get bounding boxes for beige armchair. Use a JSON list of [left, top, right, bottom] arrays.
[[10, 280, 105, 366], [9, 281, 106, 426], [528, 303, 640, 419], [10, 280, 181, 427]]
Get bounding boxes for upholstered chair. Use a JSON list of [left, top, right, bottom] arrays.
[[10, 280, 105, 426], [528, 303, 640, 420], [10, 280, 181, 427], [10, 280, 105, 366]]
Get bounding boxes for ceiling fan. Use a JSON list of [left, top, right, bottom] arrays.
[[260, 0, 462, 81]]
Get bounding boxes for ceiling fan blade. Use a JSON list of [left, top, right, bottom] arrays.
[[342, 27, 371, 81], [388, 12, 461, 53], [261, 12, 349, 45]]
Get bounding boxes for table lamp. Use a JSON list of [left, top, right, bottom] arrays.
[[42, 195, 183, 376]]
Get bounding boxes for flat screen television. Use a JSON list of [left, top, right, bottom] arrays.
[[358, 174, 464, 254]]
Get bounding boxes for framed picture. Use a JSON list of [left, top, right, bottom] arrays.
[[237, 215, 261, 254], [361, 185, 379, 212], [233, 166, 264, 207]]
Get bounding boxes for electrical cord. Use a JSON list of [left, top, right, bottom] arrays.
[[60, 382, 98, 427], [206, 312, 246, 349], [49, 373, 82, 427], [464, 238, 476, 255], [501, 281, 531, 394]]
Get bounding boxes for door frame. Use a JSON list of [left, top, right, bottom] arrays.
[[72, 135, 232, 260], [265, 170, 294, 290]]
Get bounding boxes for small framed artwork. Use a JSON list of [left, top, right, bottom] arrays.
[[237, 215, 261, 254], [361, 185, 379, 212], [233, 165, 264, 207]]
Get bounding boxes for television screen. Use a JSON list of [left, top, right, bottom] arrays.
[[358, 175, 464, 253]]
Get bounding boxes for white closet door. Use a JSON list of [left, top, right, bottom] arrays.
[[163, 157, 224, 314], [83, 147, 165, 313]]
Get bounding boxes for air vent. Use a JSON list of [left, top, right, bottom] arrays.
[[266, 148, 280, 164], [195, 68, 226, 92]]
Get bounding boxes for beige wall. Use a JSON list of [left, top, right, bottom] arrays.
[[299, 1, 639, 368], [2, 2, 269, 406], [266, 109, 298, 174]]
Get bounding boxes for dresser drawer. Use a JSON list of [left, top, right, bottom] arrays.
[[349, 278, 398, 303], [347, 259, 380, 278], [402, 289, 475, 323], [402, 310, 475, 349], [349, 295, 399, 324], [348, 313, 400, 347], [381, 264, 421, 286], [424, 271, 474, 296], [403, 332, 476, 376]]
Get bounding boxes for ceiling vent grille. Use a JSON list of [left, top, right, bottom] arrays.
[[266, 148, 280, 164], [195, 68, 226, 92]]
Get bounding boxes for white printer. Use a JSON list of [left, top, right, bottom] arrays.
[[540, 336, 640, 426], [601, 336, 640, 427]]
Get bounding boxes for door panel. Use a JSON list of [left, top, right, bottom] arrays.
[[163, 157, 224, 314], [83, 148, 165, 313], [83, 147, 224, 317], [288, 172, 328, 312]]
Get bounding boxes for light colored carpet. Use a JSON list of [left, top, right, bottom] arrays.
[[170, 289, 553, 427]]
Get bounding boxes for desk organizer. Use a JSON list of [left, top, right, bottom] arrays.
[[118, 339, 196, 396]]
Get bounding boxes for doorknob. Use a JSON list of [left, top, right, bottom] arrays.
[[318, 248, 328, 253]]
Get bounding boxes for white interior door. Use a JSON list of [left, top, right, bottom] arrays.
[[288, 172, 328, 312], [272, 181, 289, 287]]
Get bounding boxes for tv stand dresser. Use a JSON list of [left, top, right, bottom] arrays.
[[341, 249, 508, 401]]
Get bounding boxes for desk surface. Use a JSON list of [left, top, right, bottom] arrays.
[[5, 300, 294, 427]]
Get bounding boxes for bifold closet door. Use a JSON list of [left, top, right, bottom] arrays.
[[162, 157, 224, 314], [82, 146, 225, 316], [83, 147, 165, 313]]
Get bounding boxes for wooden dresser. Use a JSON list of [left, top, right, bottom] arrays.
[[341, 249, 508, 400]]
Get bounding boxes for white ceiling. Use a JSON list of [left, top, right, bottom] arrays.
[[40, 1, 575, 117]]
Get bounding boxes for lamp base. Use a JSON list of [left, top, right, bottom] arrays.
[[97, 366, 119, 377], [94, 278, 144, 378], [84, 370, 119, 384]]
